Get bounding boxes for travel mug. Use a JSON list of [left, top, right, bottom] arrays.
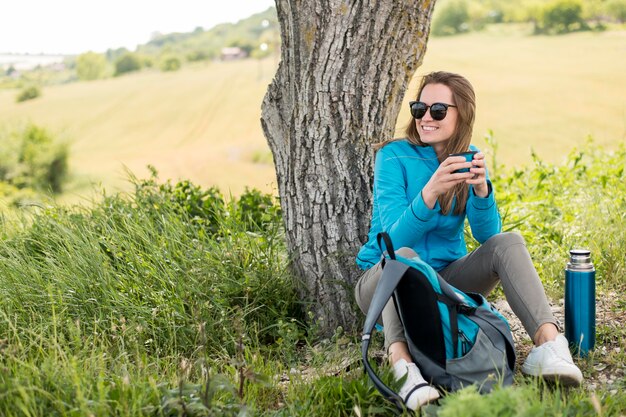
[[449, 151, 478, 173], [564, 249, 596, 357]]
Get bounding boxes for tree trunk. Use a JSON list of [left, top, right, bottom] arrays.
[[261, 0, 436, 336]]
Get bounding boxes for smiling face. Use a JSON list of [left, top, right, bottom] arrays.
[[415, 83, 458, 154]]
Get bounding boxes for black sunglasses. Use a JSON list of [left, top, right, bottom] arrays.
[[409, 101, 457, 121]]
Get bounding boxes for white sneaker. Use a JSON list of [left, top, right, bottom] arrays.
[[393, 359, 440, 410], [521, 335, 583, 386]]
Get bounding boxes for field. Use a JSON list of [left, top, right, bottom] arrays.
[[0, 28, 625, 201]]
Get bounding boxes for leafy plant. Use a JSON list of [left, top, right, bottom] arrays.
[[114, 52, 142, 76], [161, 56, 182, 72], [76, 51, 108, 80], [16, 85, 41, 102], [432, 0, 471, 36], [536, 0, 589, 34], [0, 122, 69, 194]]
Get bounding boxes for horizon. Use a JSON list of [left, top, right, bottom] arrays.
[[0, 0, 275, 55]]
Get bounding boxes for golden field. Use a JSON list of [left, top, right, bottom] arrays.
[[1, 28, 624, 200]]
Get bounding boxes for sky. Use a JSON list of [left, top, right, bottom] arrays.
[[0, 0, 276, 55]]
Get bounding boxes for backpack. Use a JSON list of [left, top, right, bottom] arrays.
[[361, 233, 516, 411]]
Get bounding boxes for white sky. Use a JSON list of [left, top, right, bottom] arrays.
[[0, 0, 276, 55]]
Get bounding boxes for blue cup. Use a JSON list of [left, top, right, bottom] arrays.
[[449, 151, 478, 173]]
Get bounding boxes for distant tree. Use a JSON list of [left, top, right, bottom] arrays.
[[187, 50, 210, 62], [538, 0, 587, 34], [76, 51, 107, 81], [606, 0, 626, 22], [16, 85, 41, 103], [432, 0, 471, 36], [106, 47, 130, 63], [114, 53, 142, 76], [160, 56, 181, 72], [0, 123, 68, 193], [5, 65, 17, 77], [227, 39, 254, 55], [261, 1, 437, 335], [141, 55, 154, 68]]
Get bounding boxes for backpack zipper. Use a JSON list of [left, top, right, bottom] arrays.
[[459, 330, 472, 356]]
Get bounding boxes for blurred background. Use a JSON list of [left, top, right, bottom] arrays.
[[1, 0, 624, 205]]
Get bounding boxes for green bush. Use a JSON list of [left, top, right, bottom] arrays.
[[432, 0, 471, 36], [187, 50, 211, 62], [606, 0, 626, 22], [0, 123, 69, 194], [479, 138, 626, 294], [537, 0, 588, 34], [15, 85, 41, 103], [76, 51, 108, 81], [114, 52, 142, 76], [160, 56, 182, 72]]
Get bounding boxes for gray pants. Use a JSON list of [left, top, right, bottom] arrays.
[[354, 232, 557, 350]]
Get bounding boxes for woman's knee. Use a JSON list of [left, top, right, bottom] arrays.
[[396, 247, 418, 258], [485, 232, 525, 249]]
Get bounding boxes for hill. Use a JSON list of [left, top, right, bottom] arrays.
[[0, 28, 624, 202]]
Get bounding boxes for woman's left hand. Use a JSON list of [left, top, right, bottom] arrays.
[[466, 152, 489, 197]]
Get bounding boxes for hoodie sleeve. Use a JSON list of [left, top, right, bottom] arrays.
[[466, 180, 502, 243], [373, 146, 440, 249]]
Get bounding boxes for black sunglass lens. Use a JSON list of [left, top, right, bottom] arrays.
[[430, 103, 448, 121], [411, 102, 427, 119]]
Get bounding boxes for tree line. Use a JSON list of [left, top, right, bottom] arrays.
[[66, 6, 278, 81], [432, 0, 626, 36]]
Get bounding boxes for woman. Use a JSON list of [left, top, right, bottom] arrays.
[[354, 71, 583, 410]]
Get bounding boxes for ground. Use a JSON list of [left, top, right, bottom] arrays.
[[494, 291, 625, 395], [284, 291, 625, 400]]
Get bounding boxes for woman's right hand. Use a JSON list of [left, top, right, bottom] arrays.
[[421, 156, 473, 209]]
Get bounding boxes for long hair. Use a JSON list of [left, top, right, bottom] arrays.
[[405, 71, 476, 215]]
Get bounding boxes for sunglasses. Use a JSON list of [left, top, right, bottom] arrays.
[[409, 101, 457, 121]]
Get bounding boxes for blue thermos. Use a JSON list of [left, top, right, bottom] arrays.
[[564, 249, 596, 357]]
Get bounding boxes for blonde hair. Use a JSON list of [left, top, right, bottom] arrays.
[[375, 71, 476, 215]]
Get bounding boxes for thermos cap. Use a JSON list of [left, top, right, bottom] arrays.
[[567, 249, 594, 270]]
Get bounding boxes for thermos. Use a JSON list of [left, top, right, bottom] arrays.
[[564, 249, 596, 357]]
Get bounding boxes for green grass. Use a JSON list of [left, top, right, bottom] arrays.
[[0, 28, 624, 203], [0, 23, 625, 417], [0, 142, 625, 415]]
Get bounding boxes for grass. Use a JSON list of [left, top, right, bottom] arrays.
[[0, 141, 624, 415], [0, 23, 625, 417], [0, 27, 625, 203]]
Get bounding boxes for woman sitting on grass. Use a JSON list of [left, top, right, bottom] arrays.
[[354, 71, 583, 411]]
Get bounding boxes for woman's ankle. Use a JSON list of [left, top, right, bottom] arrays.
[[533, 322, 559, 346], [388, 341, 412, 365]]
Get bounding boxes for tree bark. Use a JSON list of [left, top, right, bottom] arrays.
[[261, 0, 436, 336]]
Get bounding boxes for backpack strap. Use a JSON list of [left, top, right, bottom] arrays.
[[377, 232, 397, 260], [361, 252, 411, 413]]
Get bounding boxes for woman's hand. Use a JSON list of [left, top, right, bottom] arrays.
[[421, 156, 474, 209], [466, 152, 489, 197]]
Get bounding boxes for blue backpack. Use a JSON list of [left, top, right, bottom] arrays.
[[362, 233, 516, 411]]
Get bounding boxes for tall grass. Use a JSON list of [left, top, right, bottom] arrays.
[[489, 138, 626, 295], [0, 173, 300, 415], [0, 142, 624, 415]]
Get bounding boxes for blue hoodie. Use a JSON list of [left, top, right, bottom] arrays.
[[356, 139, 501, 271]]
